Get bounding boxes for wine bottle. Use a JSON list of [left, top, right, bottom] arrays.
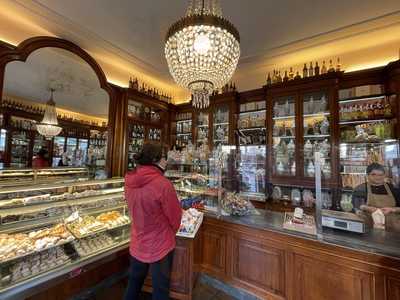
[[294, 71, 301, 80], [336, 58, 341, 71], [321, 61, 327, 74], [277, 71, 282, 82], [314, 62, 320, 76], [289, 67, 294, 80], [309, 62, 314, 77], [328, 60, 335, 72], [266, 73, 272, 85], [303, 63, 308, 78], [283, 71, 289, 82]]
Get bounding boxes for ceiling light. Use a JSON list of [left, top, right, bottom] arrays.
[[36, 89, 62, 139], [165, 0, 240, 109]]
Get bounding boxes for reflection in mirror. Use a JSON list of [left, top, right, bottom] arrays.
[[0, 47, 109, 183]]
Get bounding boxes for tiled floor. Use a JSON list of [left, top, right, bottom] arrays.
[[94, 278, 235, 300]]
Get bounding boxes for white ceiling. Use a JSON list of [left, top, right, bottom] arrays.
[[1, 0, 400, 102], [3, 47, 109, 118]]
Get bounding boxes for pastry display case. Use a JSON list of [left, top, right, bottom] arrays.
[[0, 178, 130, 293], [0, 167, 89, 188], [213, 105, 230, 148]]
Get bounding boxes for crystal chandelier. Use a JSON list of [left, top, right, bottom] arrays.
[[165, 0, 240, 109], [36, 89, 62, 139]]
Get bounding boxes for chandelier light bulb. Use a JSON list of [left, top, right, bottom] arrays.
[[194, 34, 211, 54]]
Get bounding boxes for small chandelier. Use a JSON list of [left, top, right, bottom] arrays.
[[165, 0, 240, 109], [36, 89, 62, 139]]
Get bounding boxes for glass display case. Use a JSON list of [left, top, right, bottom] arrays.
[[272, 95, 296, 176], [196, 112, 209, 147], [88, 130, 107, 176], [0, 167, 89, 188], [237, 145, 266, 201], [0, 178, 130, 292], [0, 128, 6, 169], [302, 91, 331, 178], [237, 101, 266, 145], [127, 124, 145, 171], [213, 105, 229, 148], [52, 136, 66, 167], [148, 128, 161, 142], [176, 112, 192, 148], [10, 130, 30, 168]]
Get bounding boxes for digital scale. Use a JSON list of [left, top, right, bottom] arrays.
[[322, 209, 365, 233]]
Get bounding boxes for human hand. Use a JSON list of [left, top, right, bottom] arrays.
[[381, 207, 395, 215], [360, 205, 377, 213]]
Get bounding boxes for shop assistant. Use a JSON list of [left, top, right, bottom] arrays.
[[352, 163, 400, 215]]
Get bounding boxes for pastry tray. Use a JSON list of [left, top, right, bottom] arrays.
[[283, 212, 316, 235], [176, 213, 204, 239]]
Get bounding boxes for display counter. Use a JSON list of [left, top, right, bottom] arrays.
[[200, 210, 400, 300]]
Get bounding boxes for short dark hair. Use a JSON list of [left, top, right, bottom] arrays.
[[366, 163, 385, 174], [38, 148, 48, 157], [135, 142, 166, 165]]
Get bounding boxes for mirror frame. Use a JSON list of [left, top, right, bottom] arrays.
[[0, 36, 121, 176]]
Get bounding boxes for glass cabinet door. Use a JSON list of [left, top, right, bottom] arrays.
[[176, 112, 192, 148], [238, 145, 266, 196], [127, 124, 145, 170], [10, 130, 30, 168], [213, 105, 230, 148], [302, 91, 331, 178], [272, 96, 296, 176], [196, 111, 209, 147]]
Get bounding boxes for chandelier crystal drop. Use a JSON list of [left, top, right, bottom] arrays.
[[36, 89, 62, 139], [165, 0, 240, 109]]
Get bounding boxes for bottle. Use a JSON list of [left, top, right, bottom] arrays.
[[266, 73, 272, 85], [314, 62, 320, 76], [277, 71, 282, 83], [384, 98, 392, 117], [294, 71, 301, 79], [321, 61, 327, 74], [272, 70, 278, 83], [289, 67, 294, 80], [283, 71, 289, 82], [336, 58, 341, 72], [328, 60, 335, 72], [303, 63, 308, 78], [309, 62, 314, 77]]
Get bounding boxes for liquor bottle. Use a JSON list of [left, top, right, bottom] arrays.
[[283, 71, 289, 82], [328, 60, 335, 72], [272, 70, 277, 83], [266, 73, 272, 85], [233, 83, 237, 91], [336, 58, 341, 72], [294, 71, 301, 80], [303, 64, 308, 78], [289, 67, 294, 80], [321, 61, 327, 74], [314, 62, 320, 76], [308, 62, 314, 77], [277, 71, 283, 83]]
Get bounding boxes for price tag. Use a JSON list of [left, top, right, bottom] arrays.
[[69, 267, 83, 278]]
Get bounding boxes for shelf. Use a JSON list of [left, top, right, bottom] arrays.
[[340, 139, 398, 145], [213, 139, 228, 142], [303, 112, 330, 118], [273, 136, 295, 139], [238, 127, 266, 131], [176, 133, 192, 136], [176, 119, 192, 123], [304, 134, 330, 138], [339, 117, 394, 125], [198, 125, 208, 127], [338, 94, 387, 103], [213, 122, 229, 126], [273, 115, 295, 120], [239, 109, 266, 115]]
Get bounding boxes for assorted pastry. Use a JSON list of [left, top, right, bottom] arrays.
[[221, 192, 255, 216], [178, 208, 203, 235], [2, 247, 70, 286], [0, 224, 74, 262], [67, 216, 106, 238], [95, 211, 130, 228], [72, 233, 114, 257]]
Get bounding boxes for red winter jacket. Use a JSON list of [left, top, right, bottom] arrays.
[[125, 165, 182, 263]]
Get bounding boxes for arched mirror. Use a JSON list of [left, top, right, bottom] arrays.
[[0, 45, 111, 182]]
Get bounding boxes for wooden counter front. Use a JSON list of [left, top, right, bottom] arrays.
[[198, 215, 400, 300]]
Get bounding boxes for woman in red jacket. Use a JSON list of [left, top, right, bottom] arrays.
[[124, 142, 182, 300]]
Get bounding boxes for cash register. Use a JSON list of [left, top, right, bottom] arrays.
[[322, 209, 366, 233]]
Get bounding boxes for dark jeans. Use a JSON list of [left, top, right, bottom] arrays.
[[124, 251, 174, 300]]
